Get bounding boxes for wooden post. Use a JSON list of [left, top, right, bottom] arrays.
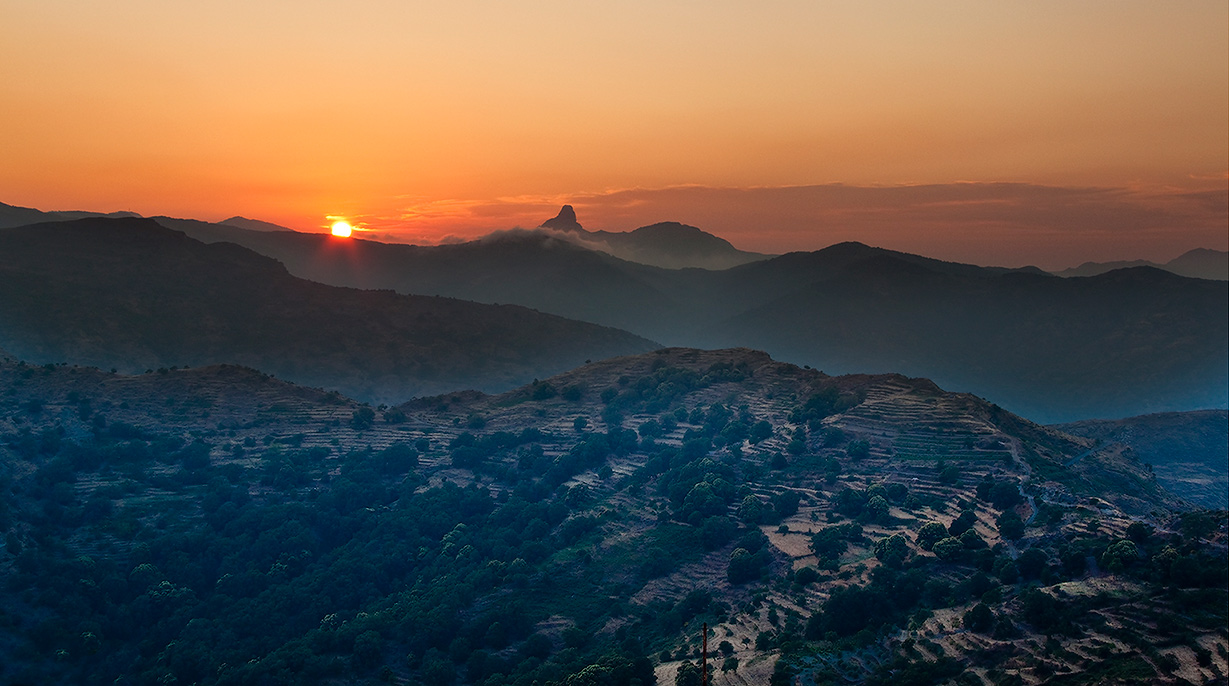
[[702, 621, 708, 686]]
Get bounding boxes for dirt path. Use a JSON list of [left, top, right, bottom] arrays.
[[1011, 438, 1040, 526]]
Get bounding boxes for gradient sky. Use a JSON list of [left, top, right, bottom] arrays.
[[3, 1, 1226, 268]]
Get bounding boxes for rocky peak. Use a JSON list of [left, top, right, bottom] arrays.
[[539, 205, 586, 233]]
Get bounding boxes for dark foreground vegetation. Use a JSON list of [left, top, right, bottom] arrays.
[[0, 349, 1225, 685]]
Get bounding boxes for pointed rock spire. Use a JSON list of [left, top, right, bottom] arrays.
[[539, 205, 586, 233]]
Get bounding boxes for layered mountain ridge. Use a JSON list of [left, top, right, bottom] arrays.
[[1054, 247, 1228, 281], [0, 217, 656, 403], [1, 201, 1224, 422]]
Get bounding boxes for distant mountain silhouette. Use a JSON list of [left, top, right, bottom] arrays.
[[704, 257, 1227, 422], [1166, 248, 1228, 280], [155, 217, 1227, 421], [0, 200, 139, 228], [537, 205, 770, 269], [220, 215, 296, 232], [539, 204, 585, 233], [0, 217, 656, 403], [4, 202, 1223, 422], [1053, 248, 1227, 281]]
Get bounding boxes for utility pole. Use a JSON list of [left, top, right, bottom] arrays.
[[702, 621, 708, 686]]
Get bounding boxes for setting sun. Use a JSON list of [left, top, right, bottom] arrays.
[[330, 220, 353, 238]]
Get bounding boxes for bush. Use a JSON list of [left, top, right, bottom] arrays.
[[846, 439, 870, 460], [794, 566, 819, 586]]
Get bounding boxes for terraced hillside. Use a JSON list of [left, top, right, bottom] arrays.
[[0, 349, 1223, 686]]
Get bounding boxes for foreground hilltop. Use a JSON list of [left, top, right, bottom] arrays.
[[1, 348, 1222, 685]]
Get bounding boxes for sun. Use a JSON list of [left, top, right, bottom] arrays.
[[330, 220, 353, 238]]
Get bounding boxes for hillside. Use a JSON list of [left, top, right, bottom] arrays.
[[1053, 411, 1229, 510], [0, 348, 1222, 686], [705, 257, 1228, 422], [0, 218, 657, 404]]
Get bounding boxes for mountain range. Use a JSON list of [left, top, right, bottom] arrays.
[[0, 217, 655, 403], [157, 211, 1229, 423], [1, 201, 1225, 422], [1054, 248, 1228, 281]]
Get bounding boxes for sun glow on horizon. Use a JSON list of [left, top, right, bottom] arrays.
[[330, 220, 353, 238]]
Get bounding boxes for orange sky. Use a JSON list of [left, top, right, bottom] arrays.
[[2, 1, 1226, 267]]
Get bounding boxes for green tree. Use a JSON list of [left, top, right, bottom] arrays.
[[959, 528, 986, 549], [874, 533, 909, 567], [963, 603, 995, 633], [916, 522, 948, 551], [750, 421, 772, 444], [350, 406, 375, 431], [996, 511, 1025, 540], [937, 462, 960, 485], [846, 439, 870, 460], [727, 548, 765, 584], [675, 661, 702, 686], [948, 510, 978, 536], [865, 495, 890, 523], [738, 495, 763, 524], [932, 537, 963, 562], [989, 482, 1022, 510], [1101, 540, 1139, 573], [353, 630, 383, 670], [1017, 548, 1048, 579]]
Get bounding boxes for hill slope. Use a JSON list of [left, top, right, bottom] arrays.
[[706, 255, 1228, 422], [1053, 410, 1229, 509], [0, 348, 1220, 685], [0, 218, 657, 403]]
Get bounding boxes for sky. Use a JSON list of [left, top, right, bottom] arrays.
[[2, 1, 1226, 268]]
